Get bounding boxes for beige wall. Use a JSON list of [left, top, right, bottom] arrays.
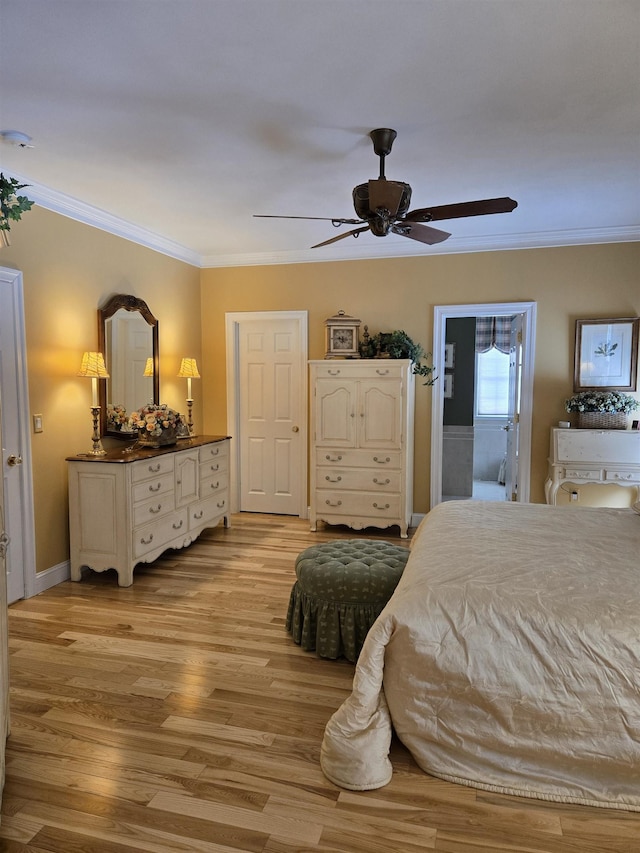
[[2, 208, 639, 579], [200, 243, 640, 512], [1, 207, 201, 573]]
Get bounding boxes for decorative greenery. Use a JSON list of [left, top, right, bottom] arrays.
[[0, 173, 34, 232], [565, 391, 639, 414], [359, 328, 437, 385], [132, 403, 185, 437]]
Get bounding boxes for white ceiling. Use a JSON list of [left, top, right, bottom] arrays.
[[2, 0, 639, 268]]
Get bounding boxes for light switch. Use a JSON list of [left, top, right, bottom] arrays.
[[33, 414, 43, 433]]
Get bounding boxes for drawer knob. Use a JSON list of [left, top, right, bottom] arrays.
[[172, 520, 184, 530], [325, 454, 342, 462], [194, 510, 204, 520], [325, 499, 342, 507], [373, 478, 390, 485], [148, 463, 161, 473], [325, 475, 342, 483], [217, 500, 226, 509], [376, 368, 389, 375], [149, 504, 162, 515], [210, 481, 220, 490], [149, 482, 162, 492], [140, 533, 154, 545], [373, 503, 390, 510], [373, 456, 391, 464]]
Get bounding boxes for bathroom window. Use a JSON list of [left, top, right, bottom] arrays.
[[476, 347, 510, 417]]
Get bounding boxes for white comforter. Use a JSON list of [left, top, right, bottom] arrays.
[[321, 501, 640, 810]]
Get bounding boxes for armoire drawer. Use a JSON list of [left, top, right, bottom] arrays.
[[318, 468, 401, 492], [315, 490, 402, 519], [316, 448, 402, 469]]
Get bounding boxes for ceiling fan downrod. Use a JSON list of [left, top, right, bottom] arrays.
[[369, 127, 397, 180]]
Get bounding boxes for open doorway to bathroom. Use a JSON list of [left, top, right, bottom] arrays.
[[430, 302, 536, 509]]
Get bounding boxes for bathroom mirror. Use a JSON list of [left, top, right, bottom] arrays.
[[98, 294, 159, 438]]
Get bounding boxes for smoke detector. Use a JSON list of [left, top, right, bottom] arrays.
[[0, 130, 34, 148]]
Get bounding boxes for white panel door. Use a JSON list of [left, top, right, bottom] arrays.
[[0, 268, 36, 603], [238, 319, 303, 514], [504, 314, 524, 501]]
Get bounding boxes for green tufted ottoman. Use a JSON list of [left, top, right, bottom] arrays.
[[286, 539, 410, 663]]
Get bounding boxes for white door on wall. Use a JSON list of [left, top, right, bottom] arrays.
[[504, 314, 524, 501], [226, 311, 308, 517], [0, 267, 36, 603]]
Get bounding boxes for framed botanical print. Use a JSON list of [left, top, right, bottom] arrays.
[[574, 318, 639, 392]]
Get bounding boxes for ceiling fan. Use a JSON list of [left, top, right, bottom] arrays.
[[254, 128, 517, 248]]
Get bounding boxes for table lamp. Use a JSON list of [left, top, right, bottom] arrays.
[[177, 357, 200, 436], [77, 351, 109, 455]]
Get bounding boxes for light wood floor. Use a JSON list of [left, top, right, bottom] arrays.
[[2, 514, 638, 852]]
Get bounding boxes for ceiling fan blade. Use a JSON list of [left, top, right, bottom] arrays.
[[254, 214, 363, 225], [405, 197, 518, 223], [367, 179, 407, 217], [391, 222, 451, 245], [311, 226, 370, 249]]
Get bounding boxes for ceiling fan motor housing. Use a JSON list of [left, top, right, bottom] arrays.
[[352, 181, 412, 234]]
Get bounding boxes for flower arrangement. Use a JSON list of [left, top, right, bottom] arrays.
[[132, 403, 185, 437], [565, 391, 639, 414], [0, 173, 34, 236], [106, 404, 135, 432]]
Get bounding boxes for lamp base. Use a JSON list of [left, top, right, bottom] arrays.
[[185, 398, 197, 437], [89, 406, 107, 455]]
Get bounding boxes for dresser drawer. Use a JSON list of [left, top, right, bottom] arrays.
[[200, 442, 229, 463], [132, 472, 174, 503], [199, 456, 228, 480], [316, 448, 402, 469], [605, 469, 640, 483], [563, 468, 603, 481], [318, 468, 400, 492], [200, 472, 228, 498], [133, 493, 175, 527], [315, 490, 401, 519], [189, 493, 228, 529], [131, 455, 175, 483], [133, 509, 188, 559]]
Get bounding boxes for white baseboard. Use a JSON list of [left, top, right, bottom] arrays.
[[411, 513, 426, 529], [33, 560, 70, 596]]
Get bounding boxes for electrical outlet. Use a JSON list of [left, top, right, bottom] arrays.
[[571, 491, 578, 502]]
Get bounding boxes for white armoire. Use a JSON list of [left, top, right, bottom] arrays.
[[309, 359, 415, 538]]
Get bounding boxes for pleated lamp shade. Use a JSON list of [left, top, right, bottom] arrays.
[[177, 357, 200, 379], [143, 357, 154, 377], [77, 351, 109, 378]]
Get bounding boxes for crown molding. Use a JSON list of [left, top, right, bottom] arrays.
[[9, 173, 202, 268], [200, 225, 640, 267], [12, 174, 640, 269]]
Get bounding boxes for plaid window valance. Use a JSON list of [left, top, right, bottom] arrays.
[[475, 316, 515, 354]]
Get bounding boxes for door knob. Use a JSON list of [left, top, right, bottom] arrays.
[[7, 454, 22, 466], [291, 425, 299, 432], [0, 531, 9, 559]]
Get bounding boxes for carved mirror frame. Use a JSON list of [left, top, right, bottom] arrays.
[[98, 294, 159, 438]]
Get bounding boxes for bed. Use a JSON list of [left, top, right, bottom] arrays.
[[320, 500, 640, 811]]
